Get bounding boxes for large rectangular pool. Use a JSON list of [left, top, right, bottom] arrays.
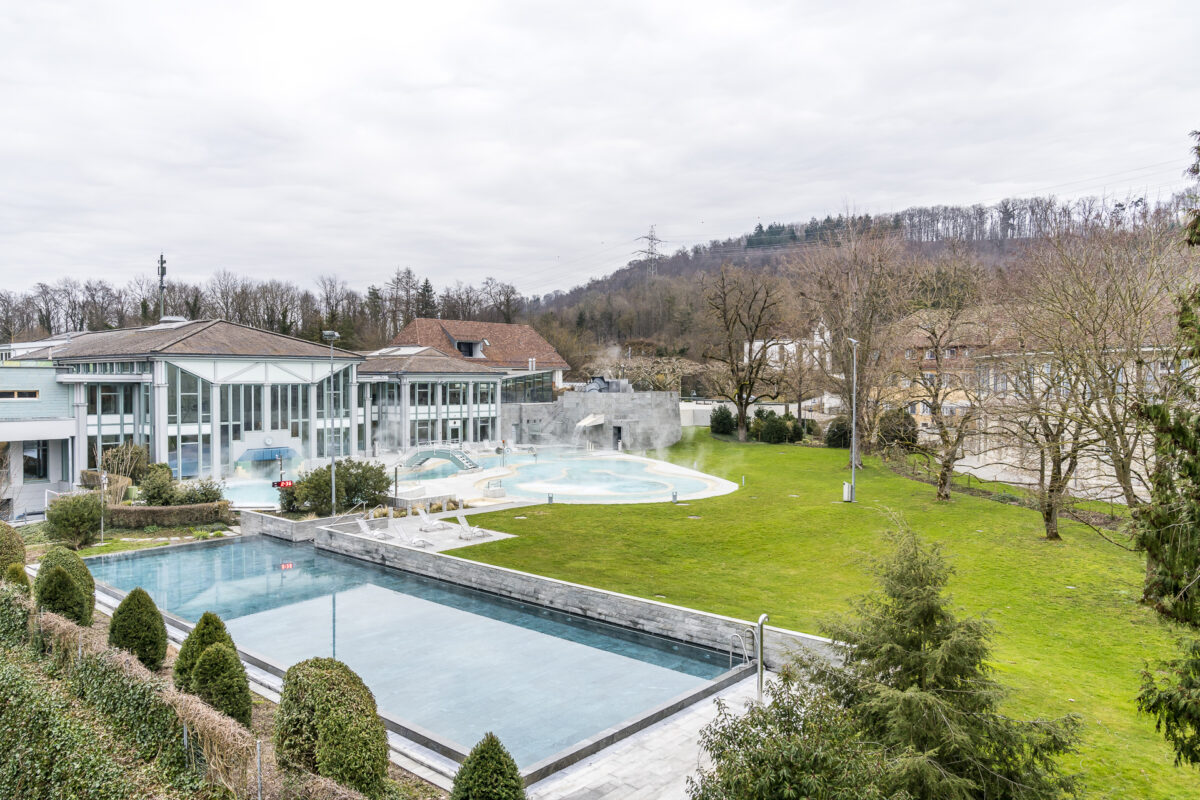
[[87, 537, 728, 768]]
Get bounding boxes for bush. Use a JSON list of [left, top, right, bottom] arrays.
[[337, 459, 391, 509], [0, 655, 134, 800], [140, 463, 177, 506], [451, 732, 526, 800], [192, 642, 252, 727], [275, 657, 389, 798], [108, 587, 168, 671], [0, 520, 25, 568], [709, 405, 735, 436], [80, 470, 134, 505], [290, 465, 347, 517], [4, 563, 30, 595], [101, 441, 150, 483], [46, 491, 104, 549], [174, 611, 236, 691], [176, 477, 224, 505], [877, 407, 919, 451], [760, 414, 790, 444], [35, 546, 95, 626], [37, 565, 90, 624], [824, 415, 852, 449], [107, 501, 231, 528], [0, 585, 32, 644], [798, 417, 821, 440], [287, 459, 391, 517]]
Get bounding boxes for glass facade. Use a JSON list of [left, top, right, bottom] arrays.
[[364, 376, 499, 450], [165, 364, 212, 479], [84, 381, 152, 469], [502, 372, 553, 404]]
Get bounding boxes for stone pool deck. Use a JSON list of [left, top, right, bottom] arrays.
[[527, 673, 760, 799]]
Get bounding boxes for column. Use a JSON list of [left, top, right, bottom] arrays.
[[435, 381, 444, 444], [210, 383, 222, 480], [362, 383, 373, 457], [348, 369, 360, 458], [400, 379, 410, 451], [306, 383, 318, 460], [72, 383, 87, 485], [152, 363, 168, 466]]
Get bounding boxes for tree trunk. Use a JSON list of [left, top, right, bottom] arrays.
[[1042, 499, 1061, 540], [936, 459, 954, 502]]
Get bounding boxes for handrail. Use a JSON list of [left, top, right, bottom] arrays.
[[756, 613, 769, 702], [331, 500, 368, 524], [729, 633, 749, 669]]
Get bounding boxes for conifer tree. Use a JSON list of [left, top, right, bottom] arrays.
[[174, 611, 236, 691], [450, 732, 526, 800], [108, 587, 167, 670]]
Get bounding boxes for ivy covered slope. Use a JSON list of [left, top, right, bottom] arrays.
[[462, 429, 1192, 799]]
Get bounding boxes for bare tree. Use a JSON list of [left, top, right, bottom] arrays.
[[482, 277, 524, 323], [702, 264, 787, 441]]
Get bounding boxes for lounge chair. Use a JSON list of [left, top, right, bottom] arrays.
[[456, 514, 489, 540], [416, 507, 454, 533]]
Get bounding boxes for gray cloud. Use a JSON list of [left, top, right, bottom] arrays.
[[1, 0, 1196, 297]]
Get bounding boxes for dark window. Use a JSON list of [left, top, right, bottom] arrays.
[[0, 390, 38, 399], [23, 440, 49, 482]]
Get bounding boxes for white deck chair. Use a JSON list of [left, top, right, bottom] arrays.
[[456, 514, 489, 540], [355, 517, 390, 540], [416, 506, 454, 532]]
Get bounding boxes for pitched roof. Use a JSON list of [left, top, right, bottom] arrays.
[[390, 318, 569, 370], [359, 346, 504, 376], [37, 320, 362, 361]]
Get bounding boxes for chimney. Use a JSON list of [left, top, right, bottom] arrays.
[[528, 358, 536, 371]]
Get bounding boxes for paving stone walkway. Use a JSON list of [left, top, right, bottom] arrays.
[[527, 674, 760, 800]]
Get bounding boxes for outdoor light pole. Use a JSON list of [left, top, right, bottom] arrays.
[[322, 331, 340, 514], [847, 337, 860, 502]]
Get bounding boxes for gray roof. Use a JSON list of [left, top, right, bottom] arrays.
[[35, 320, 362, 361]]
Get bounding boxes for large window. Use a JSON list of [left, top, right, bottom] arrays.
[[22, 440, 48, 482], [502, 372, 552, 404]]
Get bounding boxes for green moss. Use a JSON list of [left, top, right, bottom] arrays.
[[450, 732, 525, 800], [173, 611, 234, 692], [34, 547, 95, 626], [107, 587, 167, 671], [191, 642, 251, 727]]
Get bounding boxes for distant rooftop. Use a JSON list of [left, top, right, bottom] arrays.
[[390, 318, 569, 371]]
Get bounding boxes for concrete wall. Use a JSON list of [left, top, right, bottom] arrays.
[[503, 391, 682, 450], [240, 509, 385, 541], [314, 527, 837, 669]]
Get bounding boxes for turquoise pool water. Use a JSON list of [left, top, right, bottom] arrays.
[[88, 538, 726, 767]]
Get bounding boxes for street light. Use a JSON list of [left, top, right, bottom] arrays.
[[846, 337, 860, 503], [322, 331, 340, 514]]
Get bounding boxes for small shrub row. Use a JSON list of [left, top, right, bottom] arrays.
[[0, 650, 134, 800], [140, 463, 224, 506], [107, 500, 231, 528], [80, 470, 134, 504]]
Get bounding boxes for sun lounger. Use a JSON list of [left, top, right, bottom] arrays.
[[417, 506, 454, 533], [456, 514, 489, 540]]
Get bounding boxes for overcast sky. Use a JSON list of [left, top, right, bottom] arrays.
[[2, 0, 1197, 297]]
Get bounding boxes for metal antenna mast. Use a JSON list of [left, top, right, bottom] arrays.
[[157, 253, 167, 319], [636, 225, 661, 277]]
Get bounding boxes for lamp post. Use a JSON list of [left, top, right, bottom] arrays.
[[322, 331, 340, 514], [847, 337, 859, 502]]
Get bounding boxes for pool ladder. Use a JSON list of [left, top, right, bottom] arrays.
[[728, 627, 756, 669]]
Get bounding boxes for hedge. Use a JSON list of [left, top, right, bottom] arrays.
[[0, 520, 24, 567], [80, 470, 134, 504], [107, 500, 231, 529], [192, 641, 252, 727], [34, 546, 95, 626], [108, 587, 168, 671], [275, 657, 389, 798], [0, 650, 134, 800], [451, 732, 526, 800], [0, 585, 32, 645], [174, 611, 236, 692]]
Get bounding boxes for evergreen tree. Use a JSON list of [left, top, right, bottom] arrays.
[[37, 565, 89, 624], [416, 278, 438, 318], [34, 547, 94, 626], [174, 611, 236, 691], [1138, 638, 1200, 767], [192, 642, 252, 727], [107, 587, 167, 670], [4, 563, 30, 594], [811, 528, 1081, 800], [0, 521, 25, 568], [450, 732, 526, 800]]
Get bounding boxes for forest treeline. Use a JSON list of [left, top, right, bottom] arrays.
[[0, 192, 1192, 366]]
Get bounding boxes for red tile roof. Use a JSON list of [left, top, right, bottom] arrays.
[[390, 319, 569, 371]]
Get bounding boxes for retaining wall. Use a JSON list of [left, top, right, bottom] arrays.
[[314, 527, 837, 668], [240, 509, 383, 541]]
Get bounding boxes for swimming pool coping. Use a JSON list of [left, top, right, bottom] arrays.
[[83, 536, 762, 785]]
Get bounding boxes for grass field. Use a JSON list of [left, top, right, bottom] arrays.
[[456, 428, 1191, 799]]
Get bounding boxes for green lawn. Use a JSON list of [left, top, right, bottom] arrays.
[[455, 428, 1190, 799]]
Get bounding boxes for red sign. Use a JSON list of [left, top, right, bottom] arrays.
[[272, 480, 294, 488], [279, 562, 294, 571]]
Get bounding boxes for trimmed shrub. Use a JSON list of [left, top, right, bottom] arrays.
[[0, 520, 25, 568], [140, 463, 177, 506], [107, 500, 231, 528], [451, 732, 526, 800], [35, 546, 95, 626], [275, 657, 389, 798], [0, 655, 133, 800], [108, 587, 167, 671], [174, 611, 236, 691], [0, 584, 32, 644], [192, 642, 252, 727], [46, 491, 104, 549], [176, 477, 224, 505], [824, 415, 852, 449], [709, 404, 735, 435], [877, 407, 919, 451], [760, 414, 790, 444], [37, 565, 90, 624], [4, 562, 30, 595]]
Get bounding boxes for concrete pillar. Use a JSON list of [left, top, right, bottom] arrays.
[[210, 382, 222, 480], [435, 381, 443, 443], [152, 362, 168, 467], [306, 383, 318, 461], [400, 379, 410, 451], [362, 382, 373, 457], [348, 369, 360, 458], [72, 383, 87, 485]]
